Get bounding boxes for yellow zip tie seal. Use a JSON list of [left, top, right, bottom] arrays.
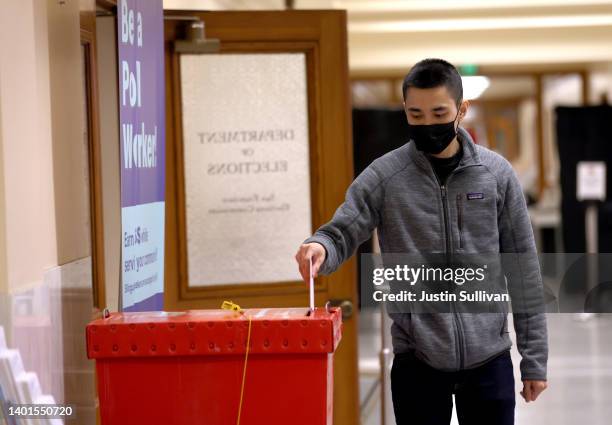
[[221, 300, 242, 312], [220, 300, 251, 425]]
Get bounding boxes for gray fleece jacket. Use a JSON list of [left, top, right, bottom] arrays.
[[304, 127, 548, 381]]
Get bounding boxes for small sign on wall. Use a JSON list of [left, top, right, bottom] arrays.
[[577, 161, 606, 201]]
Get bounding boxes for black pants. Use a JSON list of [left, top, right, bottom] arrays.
[[391, 350, 515, 425]]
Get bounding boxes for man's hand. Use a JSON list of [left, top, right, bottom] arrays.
[[520, 380, 547, 402], [295, 243, 326, 283]]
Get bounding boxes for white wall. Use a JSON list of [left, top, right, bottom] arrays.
[[0, 0, 97, 408], [47, 0, 91, 265], [0, 0, 62, 405], [516, 98, 538, 195], [0, 0, 57, 294]]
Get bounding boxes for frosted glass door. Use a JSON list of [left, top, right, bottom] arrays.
[[180, 53, 312, 286]]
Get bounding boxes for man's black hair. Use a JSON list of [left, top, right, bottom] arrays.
[[402, 58, 463, 106]]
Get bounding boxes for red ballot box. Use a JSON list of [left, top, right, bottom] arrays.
[[86, 307, 342, 425]]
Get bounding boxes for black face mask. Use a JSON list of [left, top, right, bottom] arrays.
[[407, 110, 460, 155]]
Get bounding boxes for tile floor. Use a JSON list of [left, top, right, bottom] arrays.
[[359, 309, 612, 425]]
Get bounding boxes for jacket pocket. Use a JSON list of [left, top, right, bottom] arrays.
[[456, 193, 463, 248]]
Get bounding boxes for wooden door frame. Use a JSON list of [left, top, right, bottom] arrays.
[[163, 10, 357, 310], [162, 11, 359, 425], [170, 41, 325, 302], [80, 10, 106, 310]]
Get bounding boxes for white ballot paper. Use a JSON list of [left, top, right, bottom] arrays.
[[309, 256, 315, 313]]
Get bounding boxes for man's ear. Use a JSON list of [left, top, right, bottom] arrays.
[[459, 100, 470, 122]]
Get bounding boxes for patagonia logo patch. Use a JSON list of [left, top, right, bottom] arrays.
[[466, 192, 484, 200]]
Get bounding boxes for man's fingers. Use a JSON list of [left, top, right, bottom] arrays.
[[313, 252, 325, 277], [521, 381, 547, 403], [532, 388, 541, 401], [300, 255, 310, 283], [295, 246, 308, 283], [523, 382, 533, 402], [531, 382, 547, 401], [295, 245, 314, 283], [295, 243, 325, 283], [298, 261, 307, 283]]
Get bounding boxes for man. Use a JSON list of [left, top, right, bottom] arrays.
[[295, 58, 548, 425]]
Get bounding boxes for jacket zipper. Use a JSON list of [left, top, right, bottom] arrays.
[[440, 183, 465, 370], [428, 166, 465, 371], [456, 193, 463, 249], [423, 152, 482, 370], [440, 185, 452, 259]]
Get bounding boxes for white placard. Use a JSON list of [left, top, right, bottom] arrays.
[[577, 161, 606, 201], [180, 53, 312, 286]]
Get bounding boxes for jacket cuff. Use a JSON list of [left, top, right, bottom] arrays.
[[520, 364, 547, 381], [521, 375, 547, 382]]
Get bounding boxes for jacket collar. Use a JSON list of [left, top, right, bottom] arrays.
[[407, 126, 481, 172]]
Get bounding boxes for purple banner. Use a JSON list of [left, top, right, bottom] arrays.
[[118, 0, 165, 311], [118, 0, 165, 208]]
